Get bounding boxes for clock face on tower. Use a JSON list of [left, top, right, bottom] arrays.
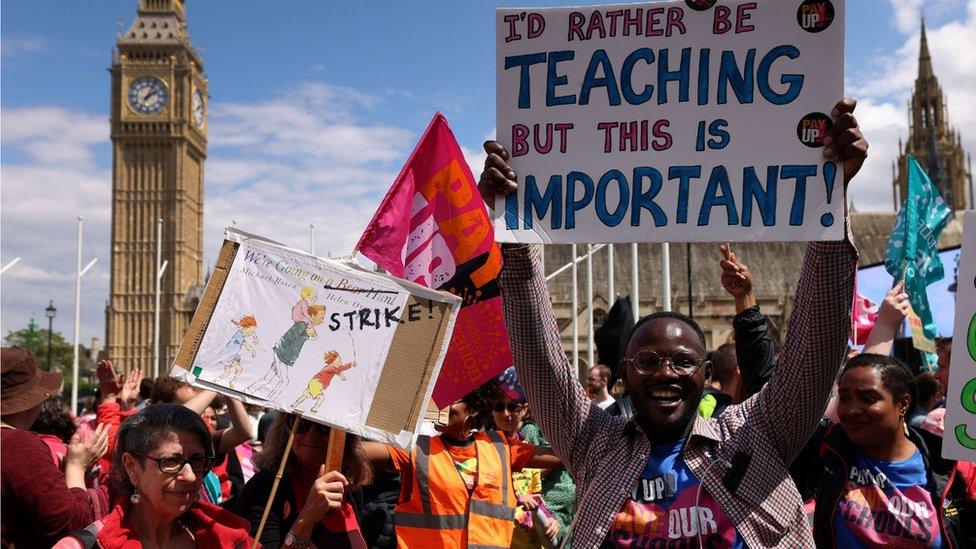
[[192, 89, 205, 128], [128, 76, 168, 115]]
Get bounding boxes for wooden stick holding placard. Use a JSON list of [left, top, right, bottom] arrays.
[[325, 428, 346, 473], [252, 415, 301, 549]]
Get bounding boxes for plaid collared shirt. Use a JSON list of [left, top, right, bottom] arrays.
[[499, 238, 857, 548]]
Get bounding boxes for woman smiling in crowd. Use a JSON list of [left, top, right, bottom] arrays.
[[793, 354, 975, 547]]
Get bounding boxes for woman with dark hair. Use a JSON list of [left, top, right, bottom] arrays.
[[226, 413, 372, 548], [32, 396, 80, 468], [793, 353, 976, 547], [362, 383, 560, 548], [54, 403, 254, 548]]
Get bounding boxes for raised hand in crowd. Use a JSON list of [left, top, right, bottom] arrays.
[[823, 97, 869, 184], [288, 466, 349, 541], [96, 359, 122, 398], [118, 367, 144, 409], [720, 243, 756, 312], [64, 422, 109, 489], [184, 388, 254, 451], [862, 281, 910, 356]]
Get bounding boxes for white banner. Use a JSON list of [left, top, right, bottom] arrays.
[[174, 229, 460, 448], [943, 211, 975, 461], [494, 0, 845, 243]]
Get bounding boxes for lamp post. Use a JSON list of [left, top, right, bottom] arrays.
[[45, 300, 57, 371]]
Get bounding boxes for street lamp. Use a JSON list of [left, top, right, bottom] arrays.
[[45, 300, 57, 371]]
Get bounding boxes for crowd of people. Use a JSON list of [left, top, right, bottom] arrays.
[[2, 98, 974, 548]]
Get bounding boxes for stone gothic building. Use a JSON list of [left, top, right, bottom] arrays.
[[893, 18, 973, 211], [105, 0, 207, 372]]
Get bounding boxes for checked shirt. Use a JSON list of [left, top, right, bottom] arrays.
[[498, 237, 857, 548]]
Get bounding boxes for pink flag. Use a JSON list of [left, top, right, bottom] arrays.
[[357, 113, 512, 407], [851, 292, 879, 345]]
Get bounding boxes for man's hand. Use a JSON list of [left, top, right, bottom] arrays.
[[876, 281, 910, 328], [823, 98, 869, 185], [720, 244, 756, 312], [478, 141, 518, 209]]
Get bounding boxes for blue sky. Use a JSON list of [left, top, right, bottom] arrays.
[[2, 0, 974, 346]]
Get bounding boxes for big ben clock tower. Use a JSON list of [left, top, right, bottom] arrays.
[[106, 0, 207, 373]]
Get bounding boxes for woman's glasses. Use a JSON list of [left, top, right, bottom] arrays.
[[287, 418, 330, 436], [132, 452, 214, 474], [493, 401, 527, 413], [620, 350, 708, 376]]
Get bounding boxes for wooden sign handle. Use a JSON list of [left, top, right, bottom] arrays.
[[325, 428, 347, 473]]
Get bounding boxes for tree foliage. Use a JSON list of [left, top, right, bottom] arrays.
[[4, 323, 79, 373]]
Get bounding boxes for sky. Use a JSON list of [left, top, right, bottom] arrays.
[[2, 0, 975, 346]]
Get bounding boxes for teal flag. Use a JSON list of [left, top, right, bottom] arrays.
[[884, 155, 952, 340]]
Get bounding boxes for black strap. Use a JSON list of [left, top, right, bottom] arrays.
[[69, 527, 98, 549], [722, 451, 752, 492]]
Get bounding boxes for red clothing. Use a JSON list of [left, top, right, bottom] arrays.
[[54, 499, 255, 549], [314, 363, 353, 387], [1, 427, 111, 547], [39, 432, 69, 468], [95, 400, 139, 481]]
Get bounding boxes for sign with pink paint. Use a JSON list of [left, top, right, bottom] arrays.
[[494, 0, 846, 243]]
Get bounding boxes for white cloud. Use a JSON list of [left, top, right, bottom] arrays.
[[0, 36, 48, 58]]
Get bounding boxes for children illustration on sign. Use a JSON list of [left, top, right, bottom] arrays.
[[211, 315, 259, 390], [292, 286, 319, 338], [245, 302, 327, 400], [292, 350, 356, 414]]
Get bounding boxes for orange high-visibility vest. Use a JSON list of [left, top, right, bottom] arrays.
[[395, 431, 516, 548]]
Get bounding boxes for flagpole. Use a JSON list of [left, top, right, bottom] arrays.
[[631, 243, 639, 320], [587, 244, 594, 369], [661, 243, 671, 311], [572, 244, 579, 372]]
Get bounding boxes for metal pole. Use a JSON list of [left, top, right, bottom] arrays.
[[661, 243, 671, 311], [631, 243, 639, 320], [587, 244, 594, 369], [72, 217, 83, 414], [310, 224, 316, 255], [686, 243, 693, 319], [153, 218, 162, 379], [0, 257, 21, 275], [47, 314, 54, 372], [571, 244, 579, 372], [607, 244, 615, 302]]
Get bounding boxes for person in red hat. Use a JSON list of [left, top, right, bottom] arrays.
[[1, 347, 111, 547]]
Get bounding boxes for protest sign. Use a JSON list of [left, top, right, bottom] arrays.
[[494, 0, 845, 243], [173, 228, 461, 449], [943, 211, 975, 461]]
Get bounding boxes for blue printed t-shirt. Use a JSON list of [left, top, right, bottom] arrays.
[[834, 449, 943, 548], [602, 441, 743, 548], [216, 329, 245, 363]]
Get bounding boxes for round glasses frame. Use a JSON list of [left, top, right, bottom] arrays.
[[620, 350, 708, 376]]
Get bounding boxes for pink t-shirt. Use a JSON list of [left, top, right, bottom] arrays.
[[292, 299, 311, 324]]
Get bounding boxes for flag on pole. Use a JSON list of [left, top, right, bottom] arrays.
[[851, 291, 878, 345], [884, 155, 952, 341], [357, 113, 512, 407]]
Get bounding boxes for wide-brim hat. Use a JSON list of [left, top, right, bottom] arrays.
[[1, 348, 63, 416]]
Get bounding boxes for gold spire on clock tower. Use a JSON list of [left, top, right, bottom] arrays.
[[106, 0, 207, 373]]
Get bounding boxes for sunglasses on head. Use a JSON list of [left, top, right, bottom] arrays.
[[287, 418, 330, 436], [493, 401, 527, 413]]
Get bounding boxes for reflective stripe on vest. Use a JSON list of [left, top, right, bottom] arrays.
[[399, 432, 515, 530]]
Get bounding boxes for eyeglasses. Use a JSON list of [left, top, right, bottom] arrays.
[[132, 452, 214, 474], [620, 350, 707, 376], [287, 418, 330, 436], [493, 401, 527, 413]]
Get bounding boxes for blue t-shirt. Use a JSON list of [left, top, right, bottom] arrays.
[[216, 329, 246, 362], [602, 441, 744, 548], [834, 449, 943, 548]]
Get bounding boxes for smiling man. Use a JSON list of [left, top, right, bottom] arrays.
[[480, 99, 868, 548]]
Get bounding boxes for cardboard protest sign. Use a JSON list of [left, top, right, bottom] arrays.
[[173, 229, 461, 448], [943, 211, 975, 461], [494, 0, 845, 243]]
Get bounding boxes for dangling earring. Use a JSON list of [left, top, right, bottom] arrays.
[[130, 489, 141, 504]]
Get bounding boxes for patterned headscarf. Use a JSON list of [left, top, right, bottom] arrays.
[[495, 366, 526, 403]]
